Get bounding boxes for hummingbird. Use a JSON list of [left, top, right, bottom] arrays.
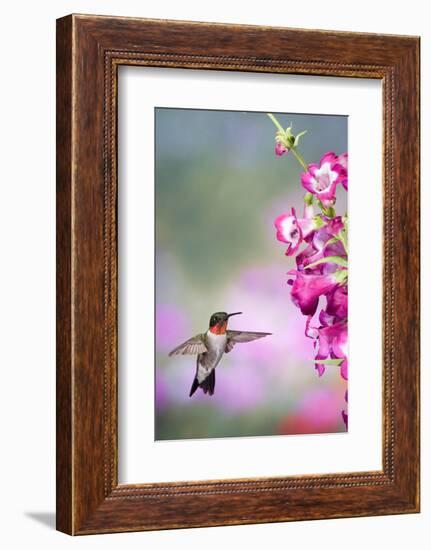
[[168, 312, 271, 397]]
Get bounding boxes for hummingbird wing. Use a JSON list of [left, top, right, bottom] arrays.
[[225, 330, 271, 353], [168, 334, 207, 356]]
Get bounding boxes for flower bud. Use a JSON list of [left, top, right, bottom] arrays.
[[275, 141, 288, 156]]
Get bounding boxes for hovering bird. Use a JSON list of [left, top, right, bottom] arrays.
[[168, 312, 271, 397]]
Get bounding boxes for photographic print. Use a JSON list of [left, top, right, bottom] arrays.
[[155, 107, 348, 441]]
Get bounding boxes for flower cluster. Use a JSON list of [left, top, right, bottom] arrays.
[[269, 114, 349, 428]]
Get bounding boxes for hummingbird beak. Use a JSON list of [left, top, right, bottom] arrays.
[[227, 312, 242, 318]]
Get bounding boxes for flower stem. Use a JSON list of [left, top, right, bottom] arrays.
[[267, 113, 285, 133], [290, 147, 308, 172], [317, 200, 335, 218], [339, 230, 348, 254]]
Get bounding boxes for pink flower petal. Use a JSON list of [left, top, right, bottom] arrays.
[[326, 285, 348, 320], [275, 142, 288, 156], [342, 409, 348, 428], [320, 151, 338, 165], [290, 271, 338, 316], [340, 358, 348, 380], [315, 363, 325, 377], [274, 210, 303, 255], [301, 172, 317, 194]]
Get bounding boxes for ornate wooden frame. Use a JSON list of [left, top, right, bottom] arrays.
[[56, 14, 420, 535]]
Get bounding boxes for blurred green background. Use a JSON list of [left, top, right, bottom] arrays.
[[155, 108, 347, 440]]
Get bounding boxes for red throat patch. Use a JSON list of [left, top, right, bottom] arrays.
[[210, 321, 227, 335]]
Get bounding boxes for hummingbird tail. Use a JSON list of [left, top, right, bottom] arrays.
[[189, 369, 216, 397], [189, 376, 200, 397], [202, 369, 216, 396]]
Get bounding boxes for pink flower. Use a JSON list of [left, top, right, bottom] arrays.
[[319, 308, 336, 327], [301, 152, 347, 201], [340, 358, 348, 380], [314, 321, 348, 378], [314, 361, 325, 377], [342, 409, 348, 428], [318, 322, 346, 356], [298, 232, 346, 274], [291, 216, 347, 285], [274, 208, 301, 255], [337, 153, 348, 190], [274, 207, 316, 256], [275, 141, 288, 156], [331, 322, 348, 359], [326, 285, 348, 320], [342, 390, 348, 427], [288, 271, 339, 316], [312, 217, 344, 250]]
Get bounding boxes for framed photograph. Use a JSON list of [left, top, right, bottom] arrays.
[[56, 14, 420, 535]]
